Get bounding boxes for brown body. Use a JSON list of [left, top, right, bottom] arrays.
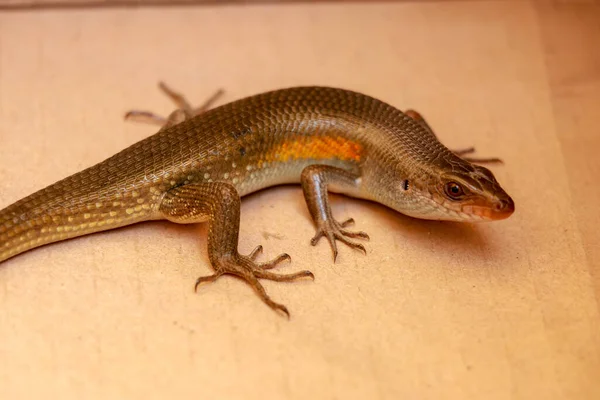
[[0, 86, 514, 315]]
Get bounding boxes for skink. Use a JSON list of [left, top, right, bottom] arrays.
[[0, 84, 514, 316]]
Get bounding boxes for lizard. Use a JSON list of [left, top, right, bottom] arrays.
[[0, 83, 514, 316]]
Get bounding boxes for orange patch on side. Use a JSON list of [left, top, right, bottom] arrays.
[[272, 136, 362, 163]]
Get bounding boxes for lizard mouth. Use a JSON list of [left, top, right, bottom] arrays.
[[461, 197, 515, 221]]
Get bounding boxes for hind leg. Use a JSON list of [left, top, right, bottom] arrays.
[[124, 81, 224, 129]]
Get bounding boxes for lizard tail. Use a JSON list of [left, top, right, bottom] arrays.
[[0, 171, 154, 263]]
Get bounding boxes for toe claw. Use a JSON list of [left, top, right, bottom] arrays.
[[260, 294, 290, 318], [274, 303, 290, 319], [340, 218, 355, 227], [248, 245, 263, 260], [325, 232, 339, 262], [356, 243, 367, 255], [194, 272, 222, 291], [297, 270, 315, 280], [260, 252, 292, 270], [311, 231, 324, 246]]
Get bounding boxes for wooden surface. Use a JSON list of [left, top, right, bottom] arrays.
[[0, 1, 599, 399]]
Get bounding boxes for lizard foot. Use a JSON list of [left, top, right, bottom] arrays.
[[195, 247, 313, 318], [452, 147, 503, 165], [404, 109, 503, 165], [311, 217, 369, 262], [124, 82, 224, 128]]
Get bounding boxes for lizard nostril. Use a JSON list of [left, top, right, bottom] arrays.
[[495, 197, 515, 213]]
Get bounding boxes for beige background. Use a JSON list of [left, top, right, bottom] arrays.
[[1, 1, 599, 399]]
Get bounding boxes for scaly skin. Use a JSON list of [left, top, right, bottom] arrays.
[[0, 85, 514, 316]]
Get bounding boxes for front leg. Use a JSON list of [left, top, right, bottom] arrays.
[[301, 165, 370, 262], [404, 109, 503, 165], [159, 182, 313, 317]]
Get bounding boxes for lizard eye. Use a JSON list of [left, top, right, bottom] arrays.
[[444, 182, 465, 199]]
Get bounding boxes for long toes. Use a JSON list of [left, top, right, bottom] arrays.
[[194, 255, 301, 317], [453, 147, 476, 156], [124, 110, 152, 120], [267, 300, 290, 319], [242, 273, 292, 318], [254, 269, 314, 282], [355, 243, 367, 255], [159, 81, 190, 110], [248, 245, 263, 260], [340, 228, 370, 240], [259, 253, 291, 270], [340, 218, 355, 227], [194, 88, 226, 115], [123, 110, 167, 125], [194, 272, 223, 291], [310, 230, 325, 246], [323, 231, 339, 262], [463, 157, 504, 165], [336, 234, 367, 255]]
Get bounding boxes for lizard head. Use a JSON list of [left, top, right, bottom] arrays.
[[383, 159, 515, 222], [435, 164, 514, 221], [408, 162, 515, 222]]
